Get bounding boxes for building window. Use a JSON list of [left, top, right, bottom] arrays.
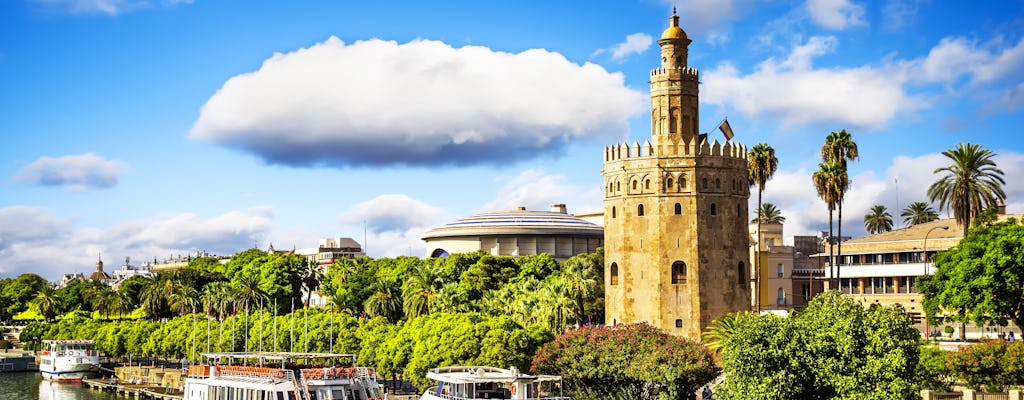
[[645, 179, 651, 190], [736, 203, 740, 216], [632, 181, 638, 190], [610, 263, 619, 285], [638, 204, 645, 216], [675, 319, 683, 328], [702, 178, 708, 189], [777, 288, 786, 305], [681, 177, 687, 188], [674, 203, 682, 215], [715, 178, 721, 189], [738, 261, 745, 284], [667, 178, 674, 190], [710, 203, 717, 216], [777, 263, 784, 277], [671, 261, 687, 284], [611, 206, 616, 218], [608, 182, 613, 193], [616, 181, 620, 191]]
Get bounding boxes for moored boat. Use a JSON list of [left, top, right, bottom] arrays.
[[419, 366, 568, 400], [183, 351, 385, 400], [39, 340, 99, 381]]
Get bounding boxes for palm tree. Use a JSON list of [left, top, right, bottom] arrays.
[[863, 205, 894, 234], [234, 273, 267, 315], [901, 201, 939, 227], [812, 161, 847, 288], [560, 254, 599, 325], [752, 202, 786, 223], [32, 285, 61, 321], [702, 311, 755, 353], [299, 259, 325, 309], [364, 277, 402, 322], [537, 278, 574, 333], [927, 143, 1006, 233], [821, 130, 858, 287], [169, 286, 200, 316], [202, 282, 234, 320], [402, 264, 443, 319], [140, 276, 180, 319], [748, 143, 778, 311]]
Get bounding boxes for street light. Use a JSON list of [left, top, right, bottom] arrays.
[[922, 225, 949, 339], [923, 225, 950, 276]]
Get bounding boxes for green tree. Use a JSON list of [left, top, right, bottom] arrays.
[[559, 253, 600, 326], [715, 291, 920, 400], [821, 130, 858, 289], [701, 311, 756, 353], [921, 218, 1024, 331], [863, 205, 894, 234], [32, 285, 61, 321], [748, 143, 779, 311], [927, 143, 1006, 233], [812, 160, 847, 287], [901, 201, 939, 227], [1, 274, 47, 319], [532, 323, 717, 400], [364, 276, 402, 322], [299, 259, 325, 309], [752, 202, 785, 223], [402, 263, 443, 319]]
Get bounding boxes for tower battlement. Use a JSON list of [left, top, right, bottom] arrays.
[[603, 138, 747, 162], [650, 66, 699, 82]]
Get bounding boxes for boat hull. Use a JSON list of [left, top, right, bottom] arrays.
[[41, 369, 97, 381]]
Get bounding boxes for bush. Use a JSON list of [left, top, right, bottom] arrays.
[[532, 323, 717, 400], [917, 344, 952, 392], [947, 339, 1024, 391]]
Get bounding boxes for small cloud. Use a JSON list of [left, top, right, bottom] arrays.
[[480, 168, 602, 213], [340, 194, 445, 234], [190, 37, 645, 168], [882, 0, 922, 31], [597, 33, 653, 61], [806, 0, 866, 30], [14, 153, 128, 192]]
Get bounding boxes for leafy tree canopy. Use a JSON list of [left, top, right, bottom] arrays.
[[921, 217, 1024, 331]]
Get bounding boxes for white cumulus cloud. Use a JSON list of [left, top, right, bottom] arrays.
[[480, 168, 602, 214], [190, 37, 645, 168], [806, 0, 866, 30], [0, 207, 273, 280], [702, 36, 925, 129], [596, 33, 653, 61], [15, 153, 128, 192], [338, 194, 448, 258]]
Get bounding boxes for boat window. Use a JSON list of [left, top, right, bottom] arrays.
[[330, 390, 346, 400]]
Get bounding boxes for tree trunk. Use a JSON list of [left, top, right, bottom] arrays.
[[837, 196, 844, 291], [756, 188, 763, 312], [828, 209, 835, 290]]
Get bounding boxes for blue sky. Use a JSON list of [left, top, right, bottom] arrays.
[[2, 0, 1024, 280]]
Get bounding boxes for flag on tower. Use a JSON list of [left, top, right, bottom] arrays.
[[718, 118, 735, 141]]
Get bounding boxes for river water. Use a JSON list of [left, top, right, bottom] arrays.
[[0, 372, 119, 400]]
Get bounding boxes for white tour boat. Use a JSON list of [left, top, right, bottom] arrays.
[[38, 339, 100, 381], [183, 352, 385, 400], [420, 366, 569, 400]]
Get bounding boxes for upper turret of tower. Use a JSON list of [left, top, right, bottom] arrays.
[[658, 8, 693, 69]]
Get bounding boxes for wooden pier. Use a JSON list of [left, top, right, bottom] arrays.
[[83, 378, 183, 400]]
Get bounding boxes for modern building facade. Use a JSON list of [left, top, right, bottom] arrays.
[[602, 11, 752, 339], [422, 204, 603, 261]]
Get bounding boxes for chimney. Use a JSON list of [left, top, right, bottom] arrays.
[[551, 204, 567, 214], [516, 206, 526, 211]]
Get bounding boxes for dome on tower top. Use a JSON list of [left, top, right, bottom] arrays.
[[661, 10, 688, 40]]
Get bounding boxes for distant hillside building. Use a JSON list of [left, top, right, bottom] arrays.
[[421, 204, 603, 260], [602, 11, 752, 339]]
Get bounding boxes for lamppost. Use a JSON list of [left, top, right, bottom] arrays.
[[922, 225, 949, 339]]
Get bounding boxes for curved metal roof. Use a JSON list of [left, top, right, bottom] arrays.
[[422, 209, 603, 240]]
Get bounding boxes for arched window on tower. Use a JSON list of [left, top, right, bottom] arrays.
[[670, 108, 679, 134], [671, 261, 687, 284], [674, 203, 682, 215], [702, 178, 708, 189], [610, 263, 619, 285], [738, 261, 746, 284], [638, 204, 645, 216], [616, 181, 621, 191], [715, 178, 721, 189], [681, 176, 687, 188], [736, 203, 741, 216], [608, 182, 613, 193], [611, 206, 616, 218], [710, 203, 717, 216], [632, 180, 638, 190], [645, 179, 651, 190], [667, 178, 674, 190]]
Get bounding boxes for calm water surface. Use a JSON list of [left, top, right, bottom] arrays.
[[0, 372, 119, 400]]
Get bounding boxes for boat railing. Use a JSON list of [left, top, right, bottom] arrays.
[[213, 365, 294, 381], [300, 367, 357, 380], [354, 367, 378, 379]]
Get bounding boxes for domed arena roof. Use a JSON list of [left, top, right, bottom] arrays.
[[421, 205, 603, 240]]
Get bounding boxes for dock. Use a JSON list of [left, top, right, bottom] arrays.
[[0, 350, 38, 372], [83, 378, 183, 400]]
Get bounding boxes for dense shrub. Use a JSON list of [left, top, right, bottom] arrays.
[[532, 323, 717, 400], [947, 339, 1024, 391]]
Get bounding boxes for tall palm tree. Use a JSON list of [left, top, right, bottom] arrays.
[[748, 143, 778, 311], [140, 276, 180, 319], [169, 286, 201, 316], [299, 259, 325, 309], [202, 281, 234, 320], [32, 285, 61, 321], [233, 273, 267, 315], [863, 205, 894, 234], [364, 277, 402, 322], [901, 201, 939, 227], [812, 160, 847, 288], [752, 202, 786, 223], [821, 130, 858, 287], [927, 143, 1006, 233]]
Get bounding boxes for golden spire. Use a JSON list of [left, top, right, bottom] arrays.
[[661, 7, 687, 40]]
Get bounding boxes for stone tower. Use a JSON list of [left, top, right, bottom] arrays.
[[602, 10, 752, 339]]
